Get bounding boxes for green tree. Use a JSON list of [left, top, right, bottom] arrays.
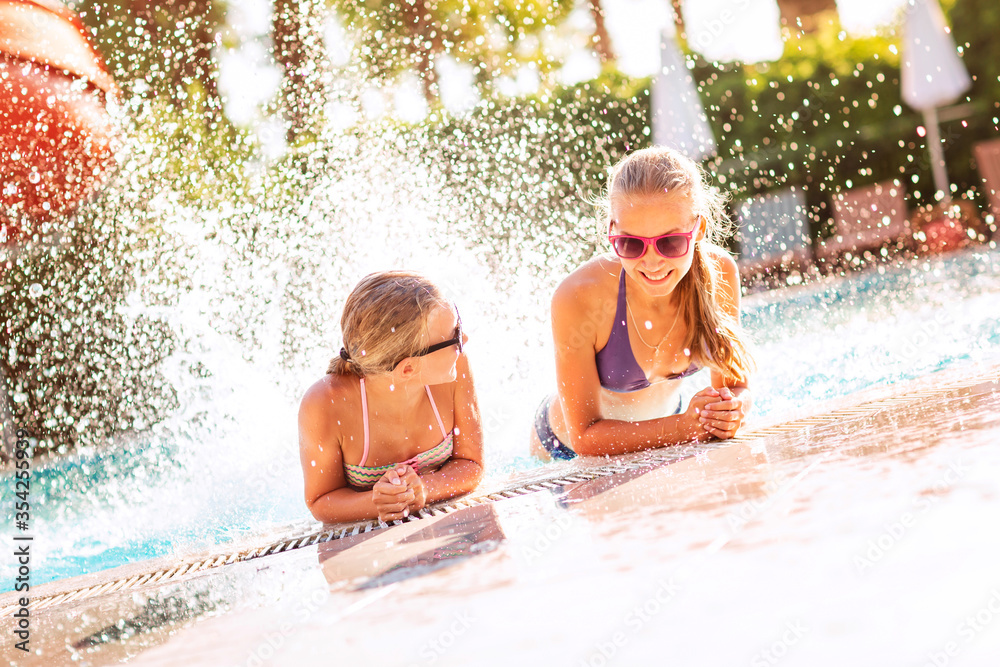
[[272, 0, 327, 143], [586, 0, 614, 63], [330, 0, 577, 103], [949, 0, 1000, 118], [685, 0, 1000, 244], [78, 1, 227, 116]]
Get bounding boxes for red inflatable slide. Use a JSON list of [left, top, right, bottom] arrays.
[[0, 0, 117, 243]]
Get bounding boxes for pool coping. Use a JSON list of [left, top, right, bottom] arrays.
[[3, 363, 998, 618]]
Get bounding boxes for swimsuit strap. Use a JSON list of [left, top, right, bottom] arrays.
[[358, 377, 370, 468], [604, 269, 630, 354], [424, 385, 449, 439], [616, 268, 628, 318], [595, 269, 652, 393], [358, 381, 446, 468]]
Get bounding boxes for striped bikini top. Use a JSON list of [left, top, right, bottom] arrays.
[[343, 377, 454, 490]]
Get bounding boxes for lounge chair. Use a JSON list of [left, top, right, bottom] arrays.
[[973, 138, 1000, 233], [734, 186, 812, 283], [816, 180, 911, 264]]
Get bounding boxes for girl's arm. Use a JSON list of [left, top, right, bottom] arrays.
[[298, 380, 392, 523], [552, 269, 710, 457], [408, 352, 484, 505], [701, 253, 752, 439]]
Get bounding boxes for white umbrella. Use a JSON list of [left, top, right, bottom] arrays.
[[901, 0, 971, 201], [652, 30, 716, 161]]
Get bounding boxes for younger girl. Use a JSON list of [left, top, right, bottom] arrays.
[[299, 271, 483, 523], [532, 147, 754, 459]]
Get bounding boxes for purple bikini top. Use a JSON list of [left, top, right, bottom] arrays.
[[595, 270, 700, 393]]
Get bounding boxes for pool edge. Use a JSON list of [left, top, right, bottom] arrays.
[[3, 362, 998, 618]]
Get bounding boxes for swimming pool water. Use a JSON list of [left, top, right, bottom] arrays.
[[742, 248, 1000, 416]]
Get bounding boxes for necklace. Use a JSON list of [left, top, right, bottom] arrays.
[[625, 297, 681, 351]]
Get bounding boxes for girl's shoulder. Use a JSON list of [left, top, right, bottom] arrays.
[[553, 255, 620, 306], [298, 374, 358, 456], [299, 373, 357, 419], [549, 257, 621, 346]]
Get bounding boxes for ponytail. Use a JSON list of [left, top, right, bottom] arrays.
[[327, 347, 362, 377]]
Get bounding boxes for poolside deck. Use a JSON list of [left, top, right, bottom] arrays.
[[3, 363, 999, 666]]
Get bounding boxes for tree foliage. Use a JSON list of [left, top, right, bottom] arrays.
[[331, 0, 575, 100], [694, 23, 909, 230], [76, 1, 227, 113], [686, 3, 999, 239]]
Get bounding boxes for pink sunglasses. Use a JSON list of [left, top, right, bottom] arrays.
[[608, 219, 701, 259]]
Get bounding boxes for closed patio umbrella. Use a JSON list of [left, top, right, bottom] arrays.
[[652, 30, 716, 161], [901, 0, 971, 201]]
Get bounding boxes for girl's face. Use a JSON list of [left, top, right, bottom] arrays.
[[413, 303, 464, 384], [609, 192, 705, 299]]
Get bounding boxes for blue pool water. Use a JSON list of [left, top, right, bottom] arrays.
[[2, 245, 999, 592]]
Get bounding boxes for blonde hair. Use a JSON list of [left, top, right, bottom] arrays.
[[328, 271, 449, 377], [598, 146, 755, 384]]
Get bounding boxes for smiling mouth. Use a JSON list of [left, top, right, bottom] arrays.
[[640, 269, 672, 284]]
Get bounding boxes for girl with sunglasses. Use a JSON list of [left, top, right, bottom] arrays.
[[299, 271, 482, 523], [531, 146, 755, 460]]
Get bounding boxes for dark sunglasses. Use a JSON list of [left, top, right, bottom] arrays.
[[393, 309, 463, 369], [608, 219, 700, 260]]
